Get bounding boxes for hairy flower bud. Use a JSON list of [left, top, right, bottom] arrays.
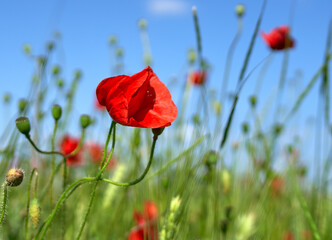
[[16, 117, 31, 135], [6, 169, 24, 187], [52, 104, 62, 121], [235, 4, 245, 18], [29, 198, 41, 228], [18, 99, 28, 113]]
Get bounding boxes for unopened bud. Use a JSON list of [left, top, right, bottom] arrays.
[[249, 95, 257, 107], [29, 198, 41, 228], [235, 4, 245, 18], [241, 122, 249, 134], [3, 93, 11, 103], [56, 78, 64, 88], [22, 44, 32, 55], [187, 48, 196, 65], [18, 99, 28, 113], [138, 19, 148, 30], [52, 105, 62, 121], [46, 42, 54, 52], [74, 70, 82, 80], [6, 169, 24, 187], [37, 56, 47, 67], [16, 117, 31, 135], [80, 114, 91, 129], [116, 48, 124, 58], [108, 35, 118, 45], [52, 65, 61, 76]]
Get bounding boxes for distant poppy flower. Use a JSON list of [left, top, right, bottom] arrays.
[[86, 142, 117, 169], [271, 176, 284, 196], [283, 231, 294, 240], [96, 66, 177, 128], [128, 200, 158, 240], [60, 135, 82, 166], [188, 70, 207, 85], [261, 25, 295, 50]]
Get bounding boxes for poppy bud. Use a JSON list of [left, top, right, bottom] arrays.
[[52, 104, 62, 121], [241, 122, 249, 134], [29, 198, 41, 228], [235, 4, 245, 18], [138, 18, 148, 30], [22, 44, 32, 55], [116, 48, 124, 58], [249, 95, 257, 107], [273, 124, 283, 135], [46, 42, 54, 52], [152, 127, 165, 137], [37, 56, 47, 67], [187, 48, 196, 65], [80, 114, 91, 129], [74, 70, 82, 80], [18, 99, 28, 113], [143, 53, 153, 66], [56, 78, 64, 88], [6, 169, 24, 187], [52, 65, 61, 76], [3, 93, 11, 103], [108, 35, 118, 45], [16, 117, 31, 135]]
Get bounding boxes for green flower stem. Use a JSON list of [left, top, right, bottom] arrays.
[[75, 182, 98, 240], [40, 162, 62, 201], [25, 168, 37, 240], [35, 177, 96, 240], [25, 135, 65, 157], [50, 120, 58, 207], [76, 122, 116, 240], [102, 135, 158, 187], [0, 183, 8, 224]]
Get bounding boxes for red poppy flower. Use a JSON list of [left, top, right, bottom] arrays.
[[283, 231, 294, 240], [128, 200, 158, 240], [96, 66, 177, 128], [188, 70, 207, 85], [86, 142, 117, 169], [60, 135, 83, 166], [261, 25, 295, 50], [271, 176, 284, 196]]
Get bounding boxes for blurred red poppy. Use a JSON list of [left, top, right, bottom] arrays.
[[271, 176, 284, 196], [283, 231, 294, 240], [86, 142, 117, 169], [128, 200, 158, 240], [261, 25, 295, 50], [96, 66, 177, 128], [60, 135, 82, 166], [189, 70, 207, 85]]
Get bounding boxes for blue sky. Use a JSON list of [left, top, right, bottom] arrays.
[[0, 0, 332, 172]]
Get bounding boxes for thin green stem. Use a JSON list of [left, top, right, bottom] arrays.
[[50, 120, 58, 207], [100, 122, 115, 169], [26, 135, 64, 157], [35, 177, 96, 240], [0, 183, 8, 224], [25, 168, 37, 240], [102, 136, 158, 187], [75, 182, 98, 240]]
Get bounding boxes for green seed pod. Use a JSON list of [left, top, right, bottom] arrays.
[[187, 48, 197, 65], [3, 93, 11, 103], [37, 56, 47, 67], [16, 117, 31, 135], [22, 44, 32, 55], [6, 169, 24, 187], [29, 198, 41, 228], [74, 70, 82, 80], [80, 114, 91, 129], [249, 95, 257, 108], [52, 65, 61, 76], [116, 47, 124, 58], [18, 99, 28, 113], [108, 35, 118, 45], [138, 18, 148, 30], [56, 78, 64, 88], [52, 104, 62, 121], [235, 4, 245, 18], [241, 122, 249, 134], [46, 42, 54, 52]]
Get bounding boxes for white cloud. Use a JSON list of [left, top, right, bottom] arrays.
[[148, 0, 188, 16]]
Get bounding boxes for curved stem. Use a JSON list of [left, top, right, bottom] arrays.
[[75, 182, 98, 240], [25, 168, 37, 240], [35, 177, 96, 240], [26, 135, 64, 157], [0, 183, 8, 224], [50, 120, 58, 207], [102, 136, 158, 187], [100, 122, 115, 169]]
